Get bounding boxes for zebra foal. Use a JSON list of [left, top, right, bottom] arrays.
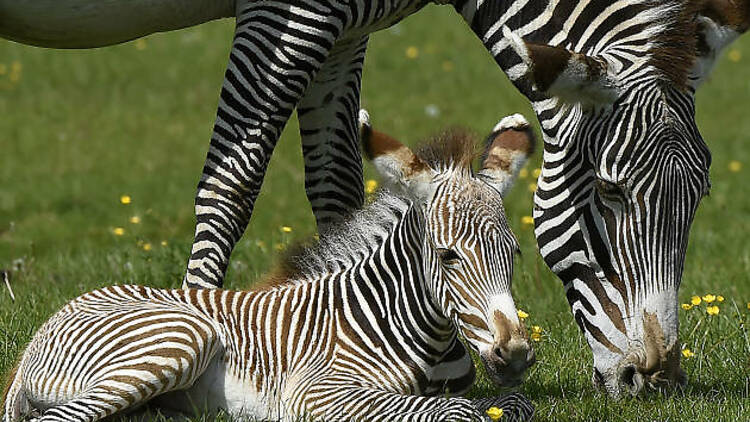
[[3, 112, 536, 422]]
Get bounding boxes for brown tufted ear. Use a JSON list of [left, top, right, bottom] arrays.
[[478, 113, 535, 197], [359, 110, 434, 200], [503, 26, 619, 105]]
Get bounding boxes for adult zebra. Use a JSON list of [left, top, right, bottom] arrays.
[[3, 113, 537, 422], [2, 0, 748, 397]]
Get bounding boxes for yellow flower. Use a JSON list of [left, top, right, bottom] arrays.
[[129, 216, 141, 224], [405, 46, 419, 59], [521, 216, 534, 228], [486, 407, 504, 421], [528, 183, 537, 193], [142, 243, 152, 251], [729, 160, 742, 172], [681, 303, 693, 311], [532, 168, 542, 179], [112, 227, 125, 236], [160, 240, 168, 246], [747, 302, 750, 311], [728, 49, 742, 63], [691, 295, 701, 306], [442, 61, 454, 72], [134, 38, 147, 50], [706, 305, 720, 316], [716, 295, 724, 303], [365, 179, 378, 194], [120, 195, 132, 205], [702, 294, 716, 303], [519, 168, 529, 179], [281, 226, 292, 233], [517, 309, 529, 320], [682, 348, 695, 359], [9, 61, 21, 83], [530, 332, 542, 342], [532, 325, 542, 334]]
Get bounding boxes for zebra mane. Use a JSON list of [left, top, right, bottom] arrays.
[[648, 0, 704, 89], [415, 128, 478, 173], [269, 192, 412, 283]]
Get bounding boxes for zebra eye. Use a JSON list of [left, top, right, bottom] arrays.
[[595, 178, 625, 200], [437, 248, 461, 266]]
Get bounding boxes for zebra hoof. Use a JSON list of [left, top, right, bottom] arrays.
[[471, 392, 535, 422], [492, 113, 530, 133]]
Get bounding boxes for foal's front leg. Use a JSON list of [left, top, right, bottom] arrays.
[[183, 1, 344, 289], [298, 383, 534, 421]]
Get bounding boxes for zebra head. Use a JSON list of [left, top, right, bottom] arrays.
[[360, 110, 536, 387], [498, 1, 746, 396]]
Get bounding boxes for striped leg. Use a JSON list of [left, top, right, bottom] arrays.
[[301, 383, 534, 422], [183, 2, 343, 288], [297, 35, 368, 229]]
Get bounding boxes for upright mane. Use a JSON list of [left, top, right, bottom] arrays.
[[415, 128, 478, 173]]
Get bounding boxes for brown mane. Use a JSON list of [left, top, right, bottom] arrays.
[[415, 128, 479, 172], [649, 0, 705, 90]]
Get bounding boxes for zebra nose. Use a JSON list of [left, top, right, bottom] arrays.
[[617, 364, 645, 396], [492, 338, 535, 374]]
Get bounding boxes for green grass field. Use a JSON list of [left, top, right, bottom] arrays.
[[1, 5, 749, 421]]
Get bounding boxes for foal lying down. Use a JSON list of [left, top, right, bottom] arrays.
[[4, 111, 536, 422]]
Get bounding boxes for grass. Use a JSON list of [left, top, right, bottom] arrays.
[[0, 5, 748, 421]]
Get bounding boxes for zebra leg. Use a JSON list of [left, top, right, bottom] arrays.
[[183, 1, 343, 289], [297, 35, 368, 229], [299, 384, 534, 421]]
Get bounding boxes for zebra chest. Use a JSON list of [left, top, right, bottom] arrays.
[[423, 340, 476, 396]]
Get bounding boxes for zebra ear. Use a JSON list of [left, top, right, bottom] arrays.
[[689, 0, 749, 88], [503, 27, 618, 105], [478, 114, 535, 197], [359, 110, 434, 200]]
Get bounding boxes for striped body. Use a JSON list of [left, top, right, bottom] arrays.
[[11, 280, 472, 421], [3, 118, 536, 421]]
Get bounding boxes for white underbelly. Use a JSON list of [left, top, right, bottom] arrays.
[[168, 358, 280, 421]]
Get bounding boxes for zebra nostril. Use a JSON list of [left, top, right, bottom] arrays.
[[618, 364, 644, 395]]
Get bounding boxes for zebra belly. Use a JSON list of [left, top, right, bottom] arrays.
[[0, 0, 234, 48], [156, 358, 279, 421]]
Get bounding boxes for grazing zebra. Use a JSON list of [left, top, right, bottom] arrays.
[[2, 113, 537, 422], [3, 0, 748, 397], [469, 0, 749, 397]]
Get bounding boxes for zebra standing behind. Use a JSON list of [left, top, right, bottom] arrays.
[[3, 112, 536, 422]]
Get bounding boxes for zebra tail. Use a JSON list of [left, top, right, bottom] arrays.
[[2, 358, 29, 422]]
